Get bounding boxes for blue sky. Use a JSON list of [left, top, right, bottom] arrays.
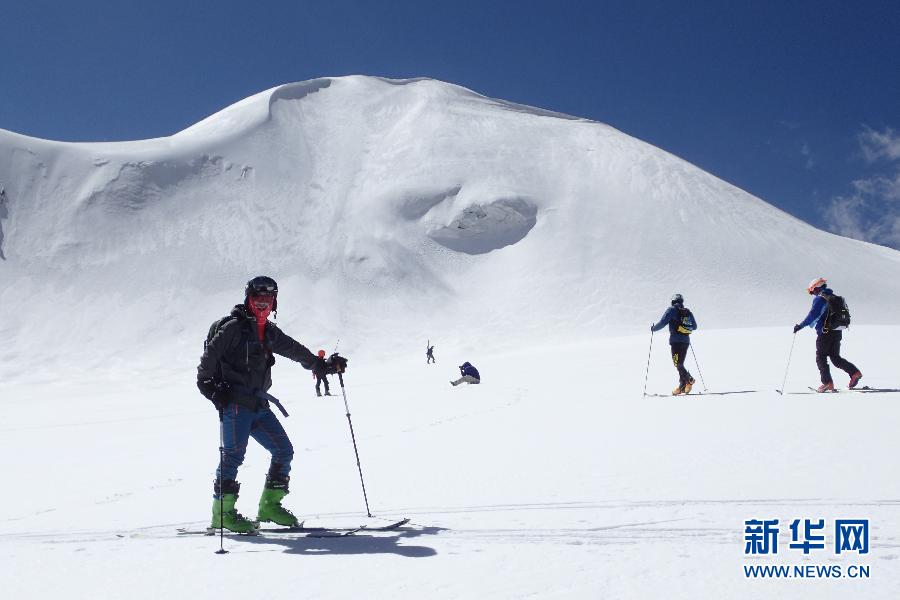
[[3, 0, 899, 247]]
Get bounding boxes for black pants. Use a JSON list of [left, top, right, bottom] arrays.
[[815, 330, 858, 384], [670, 342, 693, 385], [315, 374, 330, 394]]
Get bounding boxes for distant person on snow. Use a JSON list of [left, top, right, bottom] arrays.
[[426, 344, 435, 364], [793, 277, 861, 393], [313, 349, 332, 396], [651, 294, 698, 395], [451, 361, 480, 386], [197, 275, 347, 533]]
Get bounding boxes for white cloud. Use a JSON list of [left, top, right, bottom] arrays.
[[859, 126, 900, 162], [824, 127, 900, 249], [824, 194, 900, 248], [800, 142, 814, 169], [852, 171, 900, 201]]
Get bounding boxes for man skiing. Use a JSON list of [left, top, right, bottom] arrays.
[[651, 294, 698, 395], [793, 277, 862, 392], [198, 276, 344, 532], [426, 343, 435, 364], [451, 361, 480, 386], [313, 349, 332, 396]]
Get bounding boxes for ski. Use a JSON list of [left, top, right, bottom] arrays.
[[177, 527, 258, 537], [175, 526, 363, 538], [176, 518, 408, 538], [260, 517, 410, 533], [802, 386, 899, 393], [365, 517, 410, 531], [256, 525, 365, 535]]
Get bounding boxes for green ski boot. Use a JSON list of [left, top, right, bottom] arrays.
[[211, 493, 257, 533], [257, 486, 300, 527]]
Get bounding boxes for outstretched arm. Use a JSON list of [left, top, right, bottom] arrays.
[[651, 307, 674, 332], [268, 325, 317, 370]]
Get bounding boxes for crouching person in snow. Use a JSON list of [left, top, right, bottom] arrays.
[[197, 275, 339, 532], [451, 361, 481, 386]]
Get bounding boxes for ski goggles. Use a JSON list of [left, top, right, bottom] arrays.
[[248, 281, 277, 296]]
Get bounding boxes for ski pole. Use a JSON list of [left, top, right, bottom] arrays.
[[215, 409, 228, 555], [337, 371, 373, 517], [642, 327, 654, 398], [689, 344, 708, 391], [777, 333, 797, 395]]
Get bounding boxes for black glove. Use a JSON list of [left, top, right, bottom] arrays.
[[793, 324, 802, 334], [327, 353, 348, 374], [198, 378, 216, 400], [198, 379, 230, 410]]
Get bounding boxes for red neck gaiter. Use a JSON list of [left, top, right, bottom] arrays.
[[247, 296, 273, 343]]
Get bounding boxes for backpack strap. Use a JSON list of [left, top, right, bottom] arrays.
[[206, 315, 237, 348], [206, 314, 244, 381]]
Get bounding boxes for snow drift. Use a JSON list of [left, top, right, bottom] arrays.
[[0, 75, 898, 381]]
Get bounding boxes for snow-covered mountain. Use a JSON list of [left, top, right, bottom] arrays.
[[1, 75, 898, 382], [2, 76, 899, 600]]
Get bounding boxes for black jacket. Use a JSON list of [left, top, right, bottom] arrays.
[[197, 304, 317, 409], [312, 356, 329, 379]]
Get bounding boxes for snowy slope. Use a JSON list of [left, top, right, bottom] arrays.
[[1, 76, 898, 599], [1, 75, 898, 383], [1, 331, 898, 600]]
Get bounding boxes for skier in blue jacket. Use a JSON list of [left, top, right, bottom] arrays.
[[793, 277, 862, 392], [651, 294, 698, 395], [451, 361, 480, 386]]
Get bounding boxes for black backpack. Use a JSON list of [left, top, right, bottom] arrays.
[[823, 295, 851, 331], [675, 307, 696, 335], [205, 315, 236, 349]]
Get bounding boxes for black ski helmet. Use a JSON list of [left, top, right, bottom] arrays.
[[671, 293, 684, 306], [245, 275, 278, 310]]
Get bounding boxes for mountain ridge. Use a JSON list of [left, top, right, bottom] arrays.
[[0, 75, 897, 379]]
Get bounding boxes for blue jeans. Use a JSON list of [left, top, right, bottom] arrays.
[[216, 404, 293, 485]]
